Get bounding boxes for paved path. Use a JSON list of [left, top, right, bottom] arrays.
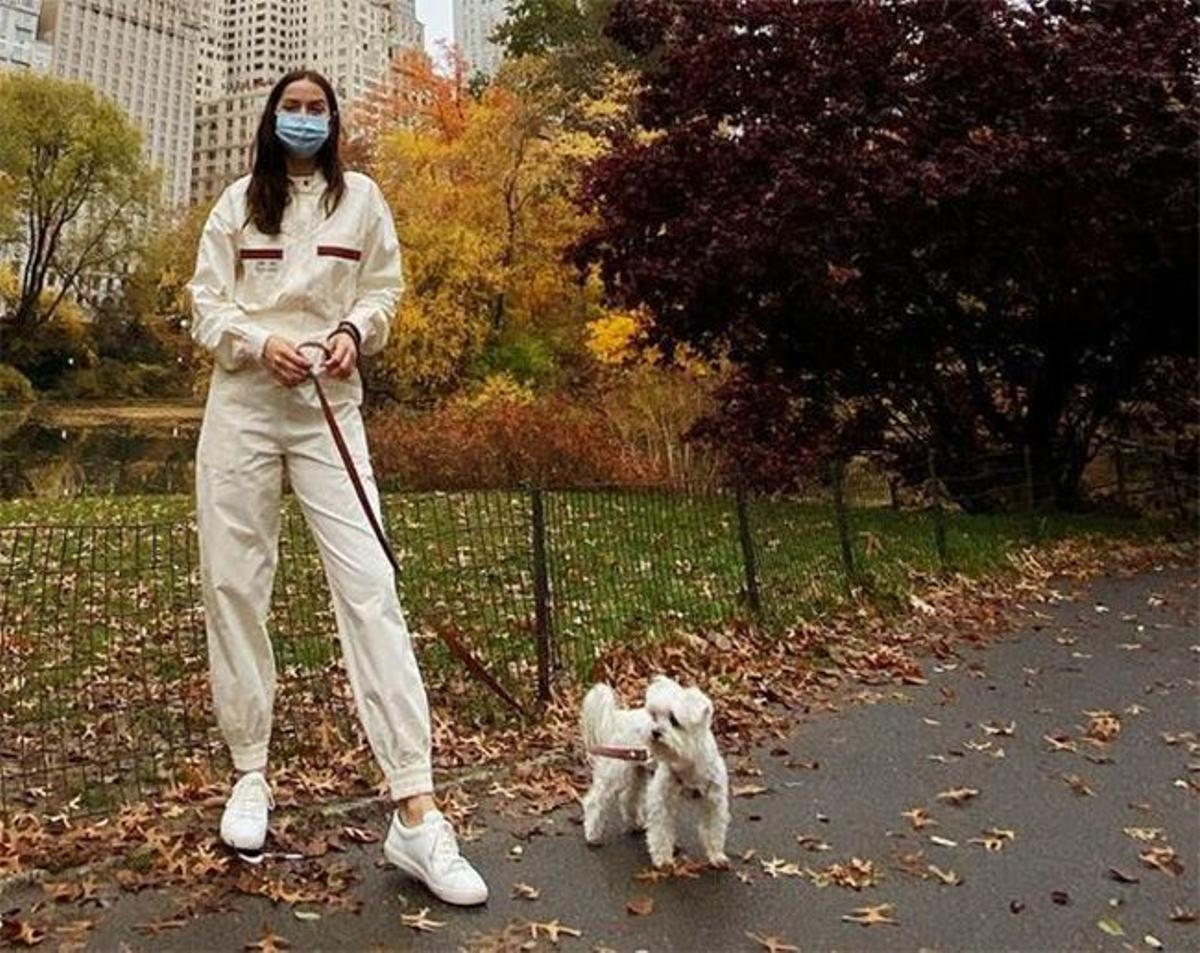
[[67, 567, 1200, 950]]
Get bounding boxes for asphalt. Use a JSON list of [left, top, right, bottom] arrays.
[[24, 566, 1200, 951]]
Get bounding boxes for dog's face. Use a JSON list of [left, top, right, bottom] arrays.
[[642, 675, 714, 766]]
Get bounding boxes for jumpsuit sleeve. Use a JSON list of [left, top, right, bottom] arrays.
[[186, 187, 271, 371], [340, 179, 403, 357]]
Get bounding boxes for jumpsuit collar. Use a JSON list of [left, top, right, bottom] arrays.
[[288, 168, 327, 195]]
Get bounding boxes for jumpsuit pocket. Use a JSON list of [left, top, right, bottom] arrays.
[[238, 246, 284, 308], [315, 242, 362, 318]]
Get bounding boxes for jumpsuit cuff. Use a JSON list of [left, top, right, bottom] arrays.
[[387, 763, 434, 802], [229, 741, 270, 773], [234, 324, 271, 362]]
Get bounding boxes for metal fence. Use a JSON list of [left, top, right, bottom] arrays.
[[0, 443, 1193, 815]]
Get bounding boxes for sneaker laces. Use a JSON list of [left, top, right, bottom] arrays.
[[428, 815, 470, 875], [229, 772, 274, 810]]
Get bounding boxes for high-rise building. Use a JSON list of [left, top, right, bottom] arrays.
[[191, 0, 425, 205], [453, 0, 506, 78], [0, 0, 50, 70], [36, 0, 201, 206]]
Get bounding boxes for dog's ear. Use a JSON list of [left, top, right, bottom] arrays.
[[684, 687, 713, 726]]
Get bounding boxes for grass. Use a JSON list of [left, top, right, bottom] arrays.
[[0, 485, 1164, 811]]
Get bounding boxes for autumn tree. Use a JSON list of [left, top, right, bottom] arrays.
[[365, 53, 635, 404], [576, 0, 1199, 508], [0, 72, 158, 353]]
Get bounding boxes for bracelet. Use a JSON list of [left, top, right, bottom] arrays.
[[327, 321, 361, 355]]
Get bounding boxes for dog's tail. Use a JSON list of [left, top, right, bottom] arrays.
[[581, 682, 617, 752]]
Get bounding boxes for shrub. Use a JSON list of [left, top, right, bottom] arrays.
[[0, 363, 35, 403], [366, 390, 665, 490], [53, 359, 189, 400]]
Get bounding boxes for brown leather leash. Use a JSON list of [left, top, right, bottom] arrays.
[[297, 341, 528, 718]]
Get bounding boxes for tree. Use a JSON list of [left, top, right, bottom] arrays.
[[575, 0, 1199, 508], [366, 53, 635, 403], [0, 72, 158, 344], [493, 0, 645, 102]]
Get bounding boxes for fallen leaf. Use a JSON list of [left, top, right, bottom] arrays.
[[745, 932, 800, 953], [760, 857, 803, 879], [245, 924, 291, 952], [733, 784, 770, 798], [1096, 917, 1124, 937], [1144, 934, 1163, 949], [1169, 906, 1197, 923], [1139, 846, 1183, 877], [626, 896, 654, 917], [512, 882, 540, 901], [902, 808, 936, 830], [929, 835, 958, 848], [806, 857, 879, 890], [1105, 867, 1140, 884], [936, 786, 979, 806], [1, 916, 46, 948], [982, 721, 1015, 736], [1123, 827, 1163, 842], [1085, 712, 1121, 743], [927, 864, 961, 886], [528, 919, 582, 943], [400, 908, 446, 933], [1062, 774, 1095, 797], [841, 903, 899, 927]]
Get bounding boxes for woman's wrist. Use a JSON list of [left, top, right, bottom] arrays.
[[327, 321, 361, 357]]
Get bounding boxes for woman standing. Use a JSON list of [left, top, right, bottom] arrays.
[[187, 69, 487, 906]]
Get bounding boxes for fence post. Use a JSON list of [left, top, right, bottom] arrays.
[[1114, 440, 1128, 509], [733, 474, 763, 621], [1022, 444, 1040, 541], [1164, 445, 1187, 522], [529, 484, 552, 706], [830, 456, 856, 595], [927, 450, 949, 571]]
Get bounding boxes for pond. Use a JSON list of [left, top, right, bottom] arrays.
[[0, 401, 203, 499]]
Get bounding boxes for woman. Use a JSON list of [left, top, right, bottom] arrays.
[[187, 69, 487, 906]]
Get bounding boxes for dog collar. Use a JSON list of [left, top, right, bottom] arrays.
[[588, 745, 651, 762]]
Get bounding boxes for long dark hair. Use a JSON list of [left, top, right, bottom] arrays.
[[246, 69, 346, 235]]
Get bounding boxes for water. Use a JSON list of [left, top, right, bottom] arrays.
[[0, 401, 202, 499]]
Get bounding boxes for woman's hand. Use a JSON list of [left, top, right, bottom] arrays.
[[324, 328, 359, 379], [263, 336, 312, 387]]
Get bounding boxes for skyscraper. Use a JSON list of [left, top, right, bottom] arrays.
[[453, 0, 506, 78], [35, 0, 201, 205], [0, 0, 50, 71], [191, 0, 425, 204]]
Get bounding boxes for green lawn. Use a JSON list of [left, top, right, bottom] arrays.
[[0, 487, 1160, 812]]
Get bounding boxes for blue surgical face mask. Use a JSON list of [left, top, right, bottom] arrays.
[[274, 111, 330, 158]]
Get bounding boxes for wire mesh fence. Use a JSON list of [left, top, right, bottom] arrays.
[[0, 442, 1193, 815]]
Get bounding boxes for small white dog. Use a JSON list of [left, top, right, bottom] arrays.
[[580, 674, 730, 868]]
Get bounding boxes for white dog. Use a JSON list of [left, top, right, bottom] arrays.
[[580, 675, 730, 868]]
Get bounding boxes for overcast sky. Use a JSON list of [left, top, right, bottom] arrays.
[[417, 0, 455, 64]]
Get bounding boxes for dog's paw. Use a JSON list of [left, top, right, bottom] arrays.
[[707, 852, 730, 869]]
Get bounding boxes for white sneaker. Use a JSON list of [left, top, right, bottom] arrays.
[[383, 808, 488, 905], [219, 771, 274, 851]]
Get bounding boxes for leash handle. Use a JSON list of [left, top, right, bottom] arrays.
[[295, 342, 529, 718]]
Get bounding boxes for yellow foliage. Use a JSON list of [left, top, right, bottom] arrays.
[[366, 57, 641, 396], [451, 371, 536, 410]]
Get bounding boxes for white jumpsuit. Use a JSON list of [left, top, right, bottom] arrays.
[[187, 168, 433, 801]]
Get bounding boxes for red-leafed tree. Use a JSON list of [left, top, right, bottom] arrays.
[[574, 0, 1199, 508]]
